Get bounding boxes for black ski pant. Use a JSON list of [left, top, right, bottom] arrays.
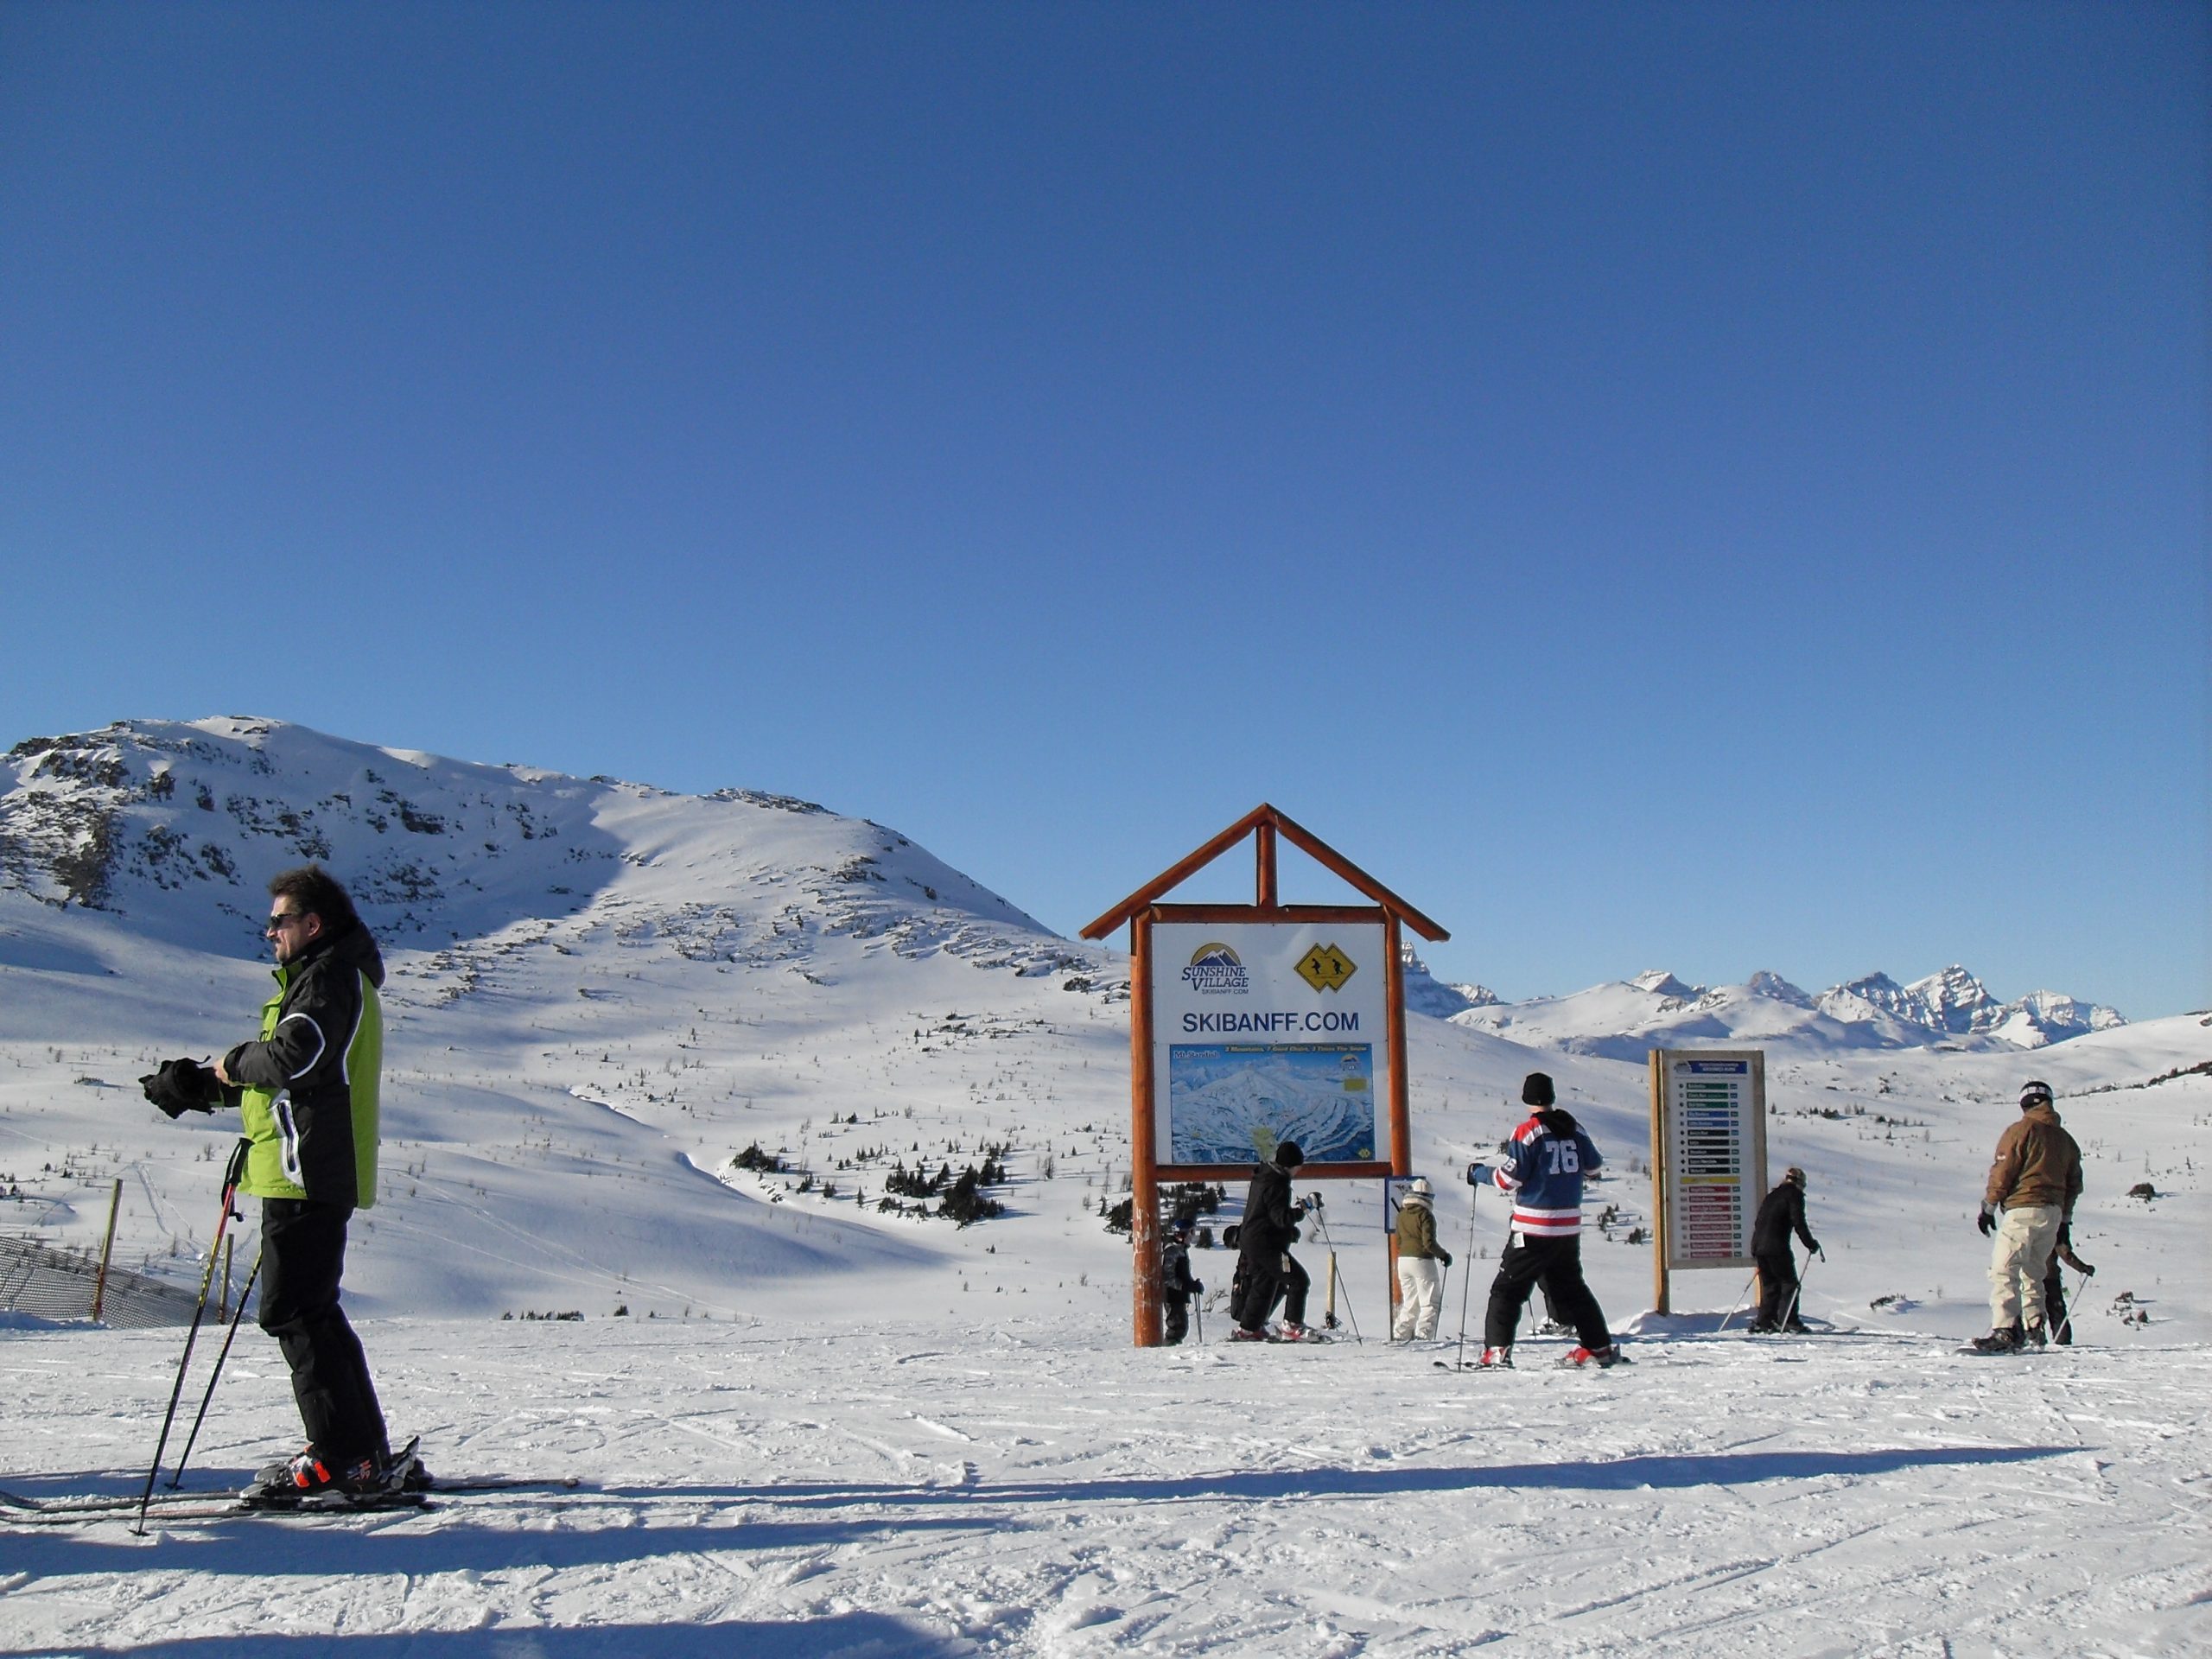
[[2010, 1257, 2069, 1344], [1233, 1249, 1310, 1331], [258, 1198, 389, 1465], [1163, 1299, 1190, 1345], [1754, 1249, 1802, 1328], [1484, 1232, 1609, 1351]]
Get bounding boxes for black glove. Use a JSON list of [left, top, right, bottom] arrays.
[[1806, 1239, 1821, 1255], [1440, 1250, 1452, 1267], [1192, 1281, 1204, 1295], [140, 1058, 220, 1118], [1976, 1205, 1996, 1236]]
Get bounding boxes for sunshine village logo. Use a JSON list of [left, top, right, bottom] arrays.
[[1181, 943, 1249, 994]]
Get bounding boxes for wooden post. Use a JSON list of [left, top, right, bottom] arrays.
[[1385, 912, 1412, 1320], [1649, 1051, 1671, 1315], [1129, 912, 1161, 1345], [90, 1178, 123, 1324], [1255, 819, 1278, 908]]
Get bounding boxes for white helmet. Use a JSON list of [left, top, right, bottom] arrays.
[[1409, 1177, 1433, 1197]]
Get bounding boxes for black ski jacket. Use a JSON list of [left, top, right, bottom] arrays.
[[1236, 1160, 1302, 1262], [1751, 1181, 1817, 1256]]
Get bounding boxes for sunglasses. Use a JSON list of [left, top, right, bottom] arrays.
[[264, 912, 309, 935]]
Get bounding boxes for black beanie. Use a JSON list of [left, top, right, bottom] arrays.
[[1522, 1072, 1555, 1107], [1274, 1141, 1305, 1169]]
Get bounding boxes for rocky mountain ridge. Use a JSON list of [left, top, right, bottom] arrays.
[[1453, 961, 2125, 1058], [0, 717, 1116, 1001]]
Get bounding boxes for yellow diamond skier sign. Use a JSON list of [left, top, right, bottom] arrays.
[[1296, 942, 1357, 993]]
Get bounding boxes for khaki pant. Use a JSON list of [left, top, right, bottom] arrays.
[[1394, 1256, 1444, 1341], [1988, 1204, 2063, 1332]]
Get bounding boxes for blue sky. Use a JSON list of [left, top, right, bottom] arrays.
[[3, 3, 2205, 1017]]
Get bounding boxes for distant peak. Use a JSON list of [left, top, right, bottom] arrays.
[[1745, 969, 1813, 1006], [1631, 969, 1701, 999]]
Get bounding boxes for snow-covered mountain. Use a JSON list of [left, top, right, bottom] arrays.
[[1456, 963, 2127, 1059], [1399, 944, 1499, 1019], [1820, 967, 2126, 1048], [0, 715, 2196, 1338], [2, 716, 1103, 986]]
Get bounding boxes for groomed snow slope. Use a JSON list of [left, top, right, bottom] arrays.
[[3, 1313, 2208, 1656]]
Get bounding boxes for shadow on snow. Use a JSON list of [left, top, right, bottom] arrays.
[[7, 1443, 2069, 1582], [12, 1614, 963, 1658]]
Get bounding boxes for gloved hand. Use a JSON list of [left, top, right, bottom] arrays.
[[1439, 1249, 1452, 1268], [1976, 1204, 1997, 1236], [1807, 1239, 1821, 1256], [140, 1058, 220, 1119], [1467, 1162, 1491, 1187], [1192, 1281, 1204, 1295]]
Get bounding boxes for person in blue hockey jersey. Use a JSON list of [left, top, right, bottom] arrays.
[[1466, 1073, 1623, 1369]]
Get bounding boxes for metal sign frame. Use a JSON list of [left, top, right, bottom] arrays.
[[1647, 1046, 1769, 1314]]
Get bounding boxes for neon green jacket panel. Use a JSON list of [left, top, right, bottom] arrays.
[[226, 925, 385, 1210]]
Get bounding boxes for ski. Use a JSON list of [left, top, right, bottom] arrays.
[[1, 1474, 585, 1527]]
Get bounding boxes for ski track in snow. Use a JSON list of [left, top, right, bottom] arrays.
[[2, 1319, 2208, 1657]]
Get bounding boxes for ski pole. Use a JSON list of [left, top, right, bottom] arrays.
[[1453, 1181, 1480, 1367], [1307, 1198, 1361, 1342], [168, 1244, 262, 1489], [134, 1140, 248, 1535], [2055, 1258, 2092, 1345], [1716, 1268, 1759, 1332], [1781, 1250, 1819, 1330]]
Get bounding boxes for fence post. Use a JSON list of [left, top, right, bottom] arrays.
[[90, 1178, 123, 1324]]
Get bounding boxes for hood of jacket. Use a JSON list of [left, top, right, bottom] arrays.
[[290, 918, 385, 989]]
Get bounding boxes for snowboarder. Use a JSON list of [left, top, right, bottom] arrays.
[[143, 865, 399, 1497], [1466, 1074, 1622, 1368], [1231, 1141, 1313, 1340], [1747, 1166, 1821, 1333], [1390, 1177, 1452, 1341], [1161, 1218, 1204, 1345], [1970, 1080, 2082, 1354]]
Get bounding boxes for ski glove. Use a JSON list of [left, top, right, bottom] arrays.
[[1806, 1239, 1821, 1256], [141, 1057, 220, 1118], [1467, 1162, 1492, 1187], [1439, 1249, 1452, 1267], [1976, 1204, 1997, 1236]]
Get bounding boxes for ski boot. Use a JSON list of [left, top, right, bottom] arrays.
[[1560, 1344, 1627, 1369]]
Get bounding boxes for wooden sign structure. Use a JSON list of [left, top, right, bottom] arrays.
[[1083, 804, 1448, 1346], [1646, 1047, 1769, 1315]]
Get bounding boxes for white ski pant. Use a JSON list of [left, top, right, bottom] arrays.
[[1394, 1256, 1444, 1341], [1988, 1204, 2063, 1332]]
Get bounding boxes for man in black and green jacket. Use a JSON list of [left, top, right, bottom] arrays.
[[206, 865, 393, 1496]]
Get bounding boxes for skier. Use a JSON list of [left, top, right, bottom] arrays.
[[143, 865, 401, 1497], [2012, 1228, 2096, 1347], [1466, 1074, 1623, 1368], [1390, 1177, 1452, 1341], [1231, 1141, 1313, 1341], [1160, 1218, 1204, 1345], [1747, 1166, 1821, 1333], [1970, 1080, 2082, 1353]]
